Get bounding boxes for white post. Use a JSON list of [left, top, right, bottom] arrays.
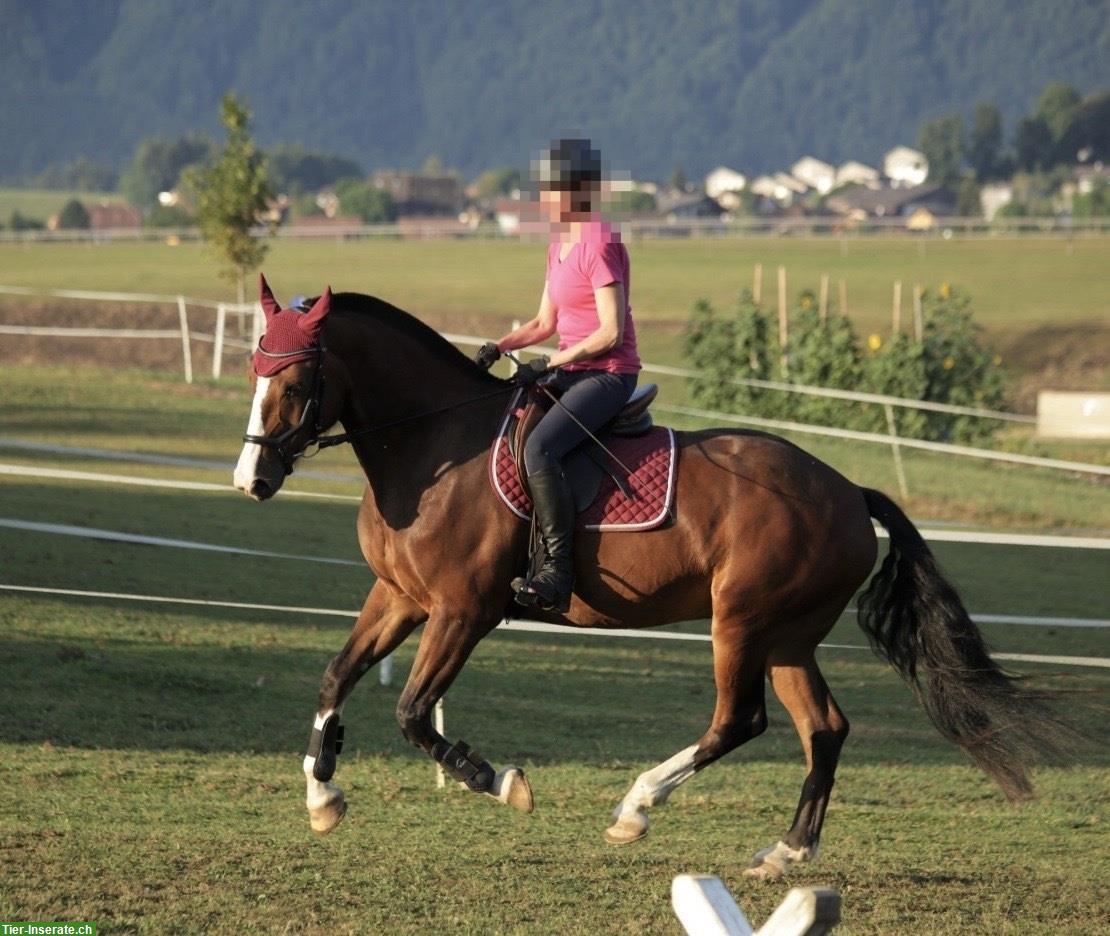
[[176, 296, 193, 384], [672, 875, 753, 936], [212, 303, 227, 380], [251, 301, 264, 348], [379, 653, 393, 686], [884, 403, 910, 500], [434, 698, 446, 788]]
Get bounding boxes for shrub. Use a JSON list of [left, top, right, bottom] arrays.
[[57, 199, 91, 230]]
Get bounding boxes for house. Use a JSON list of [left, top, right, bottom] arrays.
[[87, 204, 142, 231], [835, 160, 881, 189], [371, 171, 463, 216], [979, 182, 1014, 221], [655, 190, 724, 219], [704, 166, 747, 200], [884, 146, 928, 187], [825, 182, 954, 220], [1075, 162, 1109, 194], [791, 157, 836, 194]]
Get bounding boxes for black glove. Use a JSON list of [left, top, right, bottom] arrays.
[[475, 342, 501, 371], [513, 355, 551, 385]]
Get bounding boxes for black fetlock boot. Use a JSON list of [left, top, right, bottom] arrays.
[[513, 467, 575, 613]]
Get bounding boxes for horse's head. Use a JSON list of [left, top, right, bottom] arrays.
[[233, 274, 343, 500]]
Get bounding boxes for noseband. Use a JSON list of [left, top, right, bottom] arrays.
[[242, 345, 329, 475]]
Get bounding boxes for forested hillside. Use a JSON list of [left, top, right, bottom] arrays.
[[3, 0, 1108, 179]]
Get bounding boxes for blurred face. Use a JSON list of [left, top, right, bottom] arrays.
[[540, 186, 575, 226]]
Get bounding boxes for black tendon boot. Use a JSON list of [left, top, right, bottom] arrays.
[[513, 467, 575, 613]]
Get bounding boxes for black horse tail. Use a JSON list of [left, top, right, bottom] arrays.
[[857, 487, 1072, 801]]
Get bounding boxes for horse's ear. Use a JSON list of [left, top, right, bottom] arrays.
[[298, 286, 332, 340], [259, 273, 281, 322]]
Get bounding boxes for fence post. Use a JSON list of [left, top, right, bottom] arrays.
[[753, 263, 763, 306], [212, 303, 227, 380], [819, 274, 829, 323], [884, 403, 910, 499], [176, 296, 193, 384], [892, 280, 902, 335], [777, 265, 788, 376], [913, 284, 924, 341], [251, 301, 264, 349]]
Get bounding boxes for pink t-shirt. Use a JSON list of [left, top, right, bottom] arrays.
[[545, 220, 641, 374]]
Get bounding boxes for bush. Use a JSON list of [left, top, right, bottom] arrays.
[[334, 177, 394, 222], [682, 283, 1006, 443], [9, 211, 45, 231], [143, 204, 195, 228], [57, 199, 90, 230]]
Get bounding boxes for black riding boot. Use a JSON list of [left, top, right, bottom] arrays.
[[513, 467, 575, 613]]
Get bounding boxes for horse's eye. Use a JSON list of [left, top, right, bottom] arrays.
[[283, 384, 303, 399]]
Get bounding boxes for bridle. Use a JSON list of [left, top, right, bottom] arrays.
[[242, 345, 330, 475], [243, 344, 517, 474]]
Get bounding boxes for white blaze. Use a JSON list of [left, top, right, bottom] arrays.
[[233, 376, 271, 492]]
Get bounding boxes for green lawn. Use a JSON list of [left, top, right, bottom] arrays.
[[0, 235, 1107, 338], [0, 188, 124, 224]]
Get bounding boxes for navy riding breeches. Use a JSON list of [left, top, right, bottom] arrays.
[[523, 369, 638, 476]]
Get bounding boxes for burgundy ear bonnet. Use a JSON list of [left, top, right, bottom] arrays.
[[252, 274, 332, 377]]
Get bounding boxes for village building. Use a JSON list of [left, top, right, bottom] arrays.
[[835, 160, 881, 189], [791, 157, 836, 194], [979, 182, 1014, 221], [825, 182, 955, 223], [371, 171, 463, 216], [704, 166, 747, 201], [883, 146, 929, 187]]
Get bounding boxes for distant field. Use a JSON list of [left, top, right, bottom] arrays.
[[0, 235, 1107, 338], [0, 188, 124, 223]]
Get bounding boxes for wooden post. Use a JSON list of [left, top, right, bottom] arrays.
[[753, 263, 763, 306], [211, 303, 227, 380], [884, 403, 910, 500], [777, 265, 788, 376], [176, 296, 193, 384], [838, 278, 848, 318], [251, 301, 264, 349], [818, 274, 829, 323], [913, 284, 924, 341], [892, 280, 902, 335]]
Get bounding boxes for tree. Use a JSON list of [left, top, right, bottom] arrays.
[[119, 134, 214, 209], [1014, 116, 1053, 172], [918, 113, 964, 186], [268, 145, 364, 193], [334, 177, 394, 223], [56, 199, 90, 229], [1035, 81, 1082, 145], [185, 93, 275, 303], [669, 166, 688, 192], [472, 167, 522, 200], [956, 176, 982, 216], [967, 102, 1003, 181]]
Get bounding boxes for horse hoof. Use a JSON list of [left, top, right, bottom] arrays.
[[308, 790, 347, 835], [604, 810, 649, 845], [492, 767, 534, 814], [742, 840, 811, 878]]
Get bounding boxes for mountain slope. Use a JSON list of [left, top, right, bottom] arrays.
[[2, 0, 1107, 180]]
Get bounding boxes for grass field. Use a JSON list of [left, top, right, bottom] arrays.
[[0, 358, 1108, 933], [0, 235, 1107, 338]]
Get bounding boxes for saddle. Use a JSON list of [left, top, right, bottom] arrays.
[[507, 383, 659, 511]]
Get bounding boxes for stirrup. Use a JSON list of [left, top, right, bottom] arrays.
[[512, 573, 571, 614]]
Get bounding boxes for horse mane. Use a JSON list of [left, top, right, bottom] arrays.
[[324, 291, 506, 385]]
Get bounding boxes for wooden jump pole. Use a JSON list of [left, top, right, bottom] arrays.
[[819, 273, 829, 323], [753, 263, 763, 306], [892, 280, 902, 335]]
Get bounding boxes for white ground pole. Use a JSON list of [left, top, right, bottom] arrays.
[[672, 876, 841, 936], [434, 699, 446, 788]]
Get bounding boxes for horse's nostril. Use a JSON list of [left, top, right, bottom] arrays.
[[250, 479, 273, 500]]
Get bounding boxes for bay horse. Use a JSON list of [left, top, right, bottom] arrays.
[[233, 278, 1064, 878]]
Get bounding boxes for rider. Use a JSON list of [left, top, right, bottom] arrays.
[[475, 138, 641, 613]]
